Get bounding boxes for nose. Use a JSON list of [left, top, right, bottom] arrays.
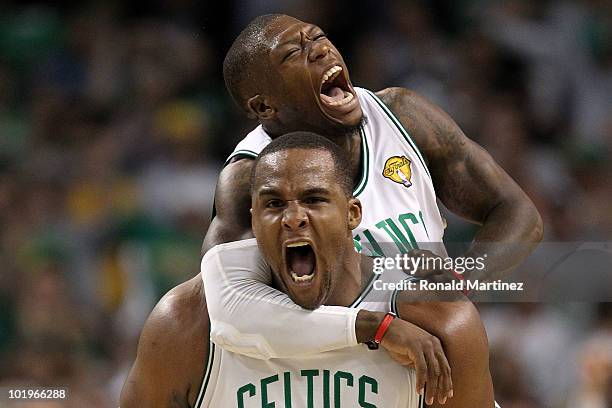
[[308, 39, 329, 62], [282, 201, 308, 231]]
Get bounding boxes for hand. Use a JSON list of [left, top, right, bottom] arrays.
[[380, 318, 453, 405], [403, 249, 463, 284]]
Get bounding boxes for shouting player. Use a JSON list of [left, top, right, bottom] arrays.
[[198, 14, 541, 398], [121, 133, 494, 407]]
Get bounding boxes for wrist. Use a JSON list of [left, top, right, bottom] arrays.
[[355, 310, 385, 343], [367, 312, 397, 350]]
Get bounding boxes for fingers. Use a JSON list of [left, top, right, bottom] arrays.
[[413, 350, 428, 398], [380, 320, 453, 404], [424, 345, 440, 405], [436, 348, 453, 404], [428, 336, 453, 405]]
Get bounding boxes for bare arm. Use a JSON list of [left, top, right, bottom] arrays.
[[120, 278, 208, 408], [201, 158, 255, 255], [395, 291, 494, 407], [379, 87, 543, 281]]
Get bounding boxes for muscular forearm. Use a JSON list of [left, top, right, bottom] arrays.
[[464, 198, 543, 281], [378, 87, 543, 283]]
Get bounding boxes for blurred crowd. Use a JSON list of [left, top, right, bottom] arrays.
[[0, 1, 610, 407]]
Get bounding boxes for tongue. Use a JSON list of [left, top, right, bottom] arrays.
[[320, 86, 344, 103], [289, 249, 315, 277]]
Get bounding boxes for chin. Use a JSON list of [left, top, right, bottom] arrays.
[[320, 103, 364, 132], [290, 291, 325, 310], [292, 299, 319, 310]]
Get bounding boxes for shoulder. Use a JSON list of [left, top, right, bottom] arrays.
[[374, 87, 461, 159], [201, 159, 255, 252], [395, 292, 489, 359], [228, 124, 270, 162], [214, 158, 254, 218], [138, 275, 208, 376], [149, 276, 208, 333], [218, 157, 255, 188], [374, 87, 426, 112], [121, 276, 209, 407]]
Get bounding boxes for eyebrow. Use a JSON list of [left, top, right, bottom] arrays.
[[257, 187, 281, 197], [275, 34, 300, 48], [274, 25, 321, 49], [257, 187, 331, 197], [301, 187, 331, 196]]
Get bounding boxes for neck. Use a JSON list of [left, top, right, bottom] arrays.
[[325, 250, 374, 307]]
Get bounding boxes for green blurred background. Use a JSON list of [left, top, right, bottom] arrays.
[[0, 1, 611, 406]]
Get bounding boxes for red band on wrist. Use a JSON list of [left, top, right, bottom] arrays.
[[373, 312, 396, 344]]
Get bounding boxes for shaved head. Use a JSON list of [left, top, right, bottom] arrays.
[[223, 14, 290, 112], [251, 131, 353, 197]]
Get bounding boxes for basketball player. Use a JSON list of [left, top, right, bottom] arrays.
[[120, 134, 494, 407], [198, 13, 541, 392]]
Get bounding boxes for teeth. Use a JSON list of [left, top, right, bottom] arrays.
[[291, 271, 315, 282], [322, 65, 342, 85], [328, 90, 354, 106], [287, 241, 309, 248]]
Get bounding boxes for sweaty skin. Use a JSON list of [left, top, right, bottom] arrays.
[[202, 86, 543, 280], [120, 266, 492, 407], [192, 14, 538, 407], [122, 143, 494, 407], [204, 16, 542, 267]]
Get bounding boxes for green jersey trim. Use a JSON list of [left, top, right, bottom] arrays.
[[391, 277, 420, 318], [194, 336, 216, 408], [364, 89, 432, 180], [224, 149, 259, 165], [352, 126, 370, 197], [212, 149, 259, 219], [348, 268, 378, 308]]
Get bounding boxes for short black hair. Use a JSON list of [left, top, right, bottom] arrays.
[[251, 132, 353, 196], [223, 14, 286, 112]]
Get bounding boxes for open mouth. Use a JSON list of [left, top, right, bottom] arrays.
[[319, 65, 354, 108], [285, 241, 316, 283]]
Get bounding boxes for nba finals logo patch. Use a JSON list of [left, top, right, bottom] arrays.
[[383, 156, 412, 188]]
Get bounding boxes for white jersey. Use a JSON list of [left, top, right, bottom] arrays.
[[202, 87, 447, 361], [226, 87, 446, 257], [196, 239, 423, 408]]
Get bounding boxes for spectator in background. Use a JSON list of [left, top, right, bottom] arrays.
[[0, 2, 610, 407]]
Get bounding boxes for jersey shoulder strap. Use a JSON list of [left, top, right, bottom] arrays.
[[226, 125, 271, 165]]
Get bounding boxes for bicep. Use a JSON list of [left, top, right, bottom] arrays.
[[202, 158, 255, 254], [120, 336, 180, 408], [382, 87, 528, 225], [120, 357, 164, 407], [120, 280, 208, 408], [428, 130, 523, 226]]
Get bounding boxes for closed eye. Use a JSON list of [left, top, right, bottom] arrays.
[[313, 33, 326, 40], [283, 48, 300, 62]]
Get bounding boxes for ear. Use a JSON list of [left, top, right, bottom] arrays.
[[247, 94, 276, 120], [347, 197, 362, 230]]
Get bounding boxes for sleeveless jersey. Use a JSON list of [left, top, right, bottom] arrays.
[[195, 239, 423, 408], [226, 87, 446, 258]]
